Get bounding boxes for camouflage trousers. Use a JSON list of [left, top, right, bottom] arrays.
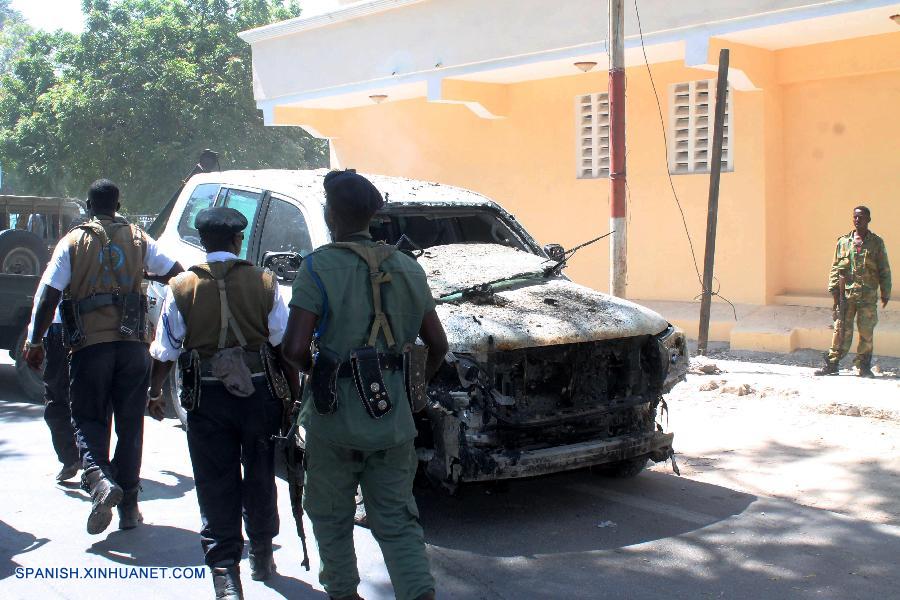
[[826, 298, 878, 366]]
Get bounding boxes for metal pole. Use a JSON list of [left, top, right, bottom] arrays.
[[608, 0, 627, 297], [697, 48, 730, 355]]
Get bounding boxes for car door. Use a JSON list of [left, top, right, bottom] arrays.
[[253, 193, 317, 298]]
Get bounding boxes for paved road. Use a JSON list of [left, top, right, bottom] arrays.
[[1, 357, 898, 600]]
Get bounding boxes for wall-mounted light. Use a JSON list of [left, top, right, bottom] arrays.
[[890, 14, 900, 25], [369, 94, 388, 104], [574, 61, 598, 72]]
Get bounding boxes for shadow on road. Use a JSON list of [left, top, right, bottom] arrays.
[[87, 524, 201, 567], [141, 470, 195, 501], [0, 520, 49, 580], [0, 401, 43, 424], [417, 469, 755, 557]]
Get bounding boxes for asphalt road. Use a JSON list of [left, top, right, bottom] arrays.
[[1, 355, 898, 600]]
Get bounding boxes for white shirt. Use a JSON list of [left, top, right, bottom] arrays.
[[41, 224, 176, 292], [25, 283, 62, 341], [149, 252, 289, 362]]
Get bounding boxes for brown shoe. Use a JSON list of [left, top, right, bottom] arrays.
[[814, 362, 839, 376]]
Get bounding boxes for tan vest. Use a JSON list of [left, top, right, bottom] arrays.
[[170, 260, 276, 359], [66, 216, 148, 349]]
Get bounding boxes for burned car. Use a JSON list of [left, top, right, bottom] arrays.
[[150, 169, 687, 489]]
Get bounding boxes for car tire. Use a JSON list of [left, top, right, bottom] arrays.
[[592, 457, 648, 478], [0, 230, 50, 276], [164, 368, 189, 428], [13, 329, 45, 403]]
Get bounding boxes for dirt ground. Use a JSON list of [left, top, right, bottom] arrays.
[[651, 344, 900, 527]]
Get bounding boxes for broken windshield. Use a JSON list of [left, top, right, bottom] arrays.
[[370, 206, 531, 252]]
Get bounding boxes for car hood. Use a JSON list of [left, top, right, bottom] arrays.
[[420, 244, 669, 353]]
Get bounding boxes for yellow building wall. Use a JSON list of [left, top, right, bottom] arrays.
[[276, 33, 899, 308]]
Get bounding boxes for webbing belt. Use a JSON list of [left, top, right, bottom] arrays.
[[329, 242, 398, 349], [77, 292, 140, 314], [215, 278, 248, 349]]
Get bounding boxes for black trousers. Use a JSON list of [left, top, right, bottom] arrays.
[[43, 324, 78, 466], [69, 341, 151, 492], [186, 377, 282, 567]]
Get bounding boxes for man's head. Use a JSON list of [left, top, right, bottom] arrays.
[[322, 170, 384, 235], [853, 205, 871, 231], [87, 179, 120, 217], [195, 207, 247, 254]]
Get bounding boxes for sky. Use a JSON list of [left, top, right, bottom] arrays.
[[9, 0, 338, 33]]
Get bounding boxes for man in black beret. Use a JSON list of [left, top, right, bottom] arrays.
[[282, 170, 448, 600], [147, 206, 294, 600]]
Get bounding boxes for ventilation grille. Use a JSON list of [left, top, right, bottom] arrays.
[[668, 80, 733, 174], [576, 93, 611, 179]]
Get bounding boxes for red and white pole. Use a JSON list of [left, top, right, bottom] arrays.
[[608, 0, 627, 297]]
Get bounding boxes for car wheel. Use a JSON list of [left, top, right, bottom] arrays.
[[0, 230, 50, 275], [592, 457, 648, 478], [164, 368, 188, 428], [13, 329, 45, 403]]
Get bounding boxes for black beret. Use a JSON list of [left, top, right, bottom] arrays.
[[323, 170, 384, 213], [194, 207, 248, 235]]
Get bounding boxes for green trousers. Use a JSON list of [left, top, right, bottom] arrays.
[[303, 434, 434, 600], [826, 298, 878, 366]]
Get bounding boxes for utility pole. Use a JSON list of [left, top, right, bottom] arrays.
[[608, 0, 627, 297], [697, 49, 730, 355]]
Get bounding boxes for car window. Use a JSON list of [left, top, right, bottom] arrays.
[[221, 188, 262, 259], [177, 183, 220, 247], [259, 197, 314, 257], [370, 210, 527, 251]]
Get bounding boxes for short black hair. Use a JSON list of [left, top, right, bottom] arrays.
[[853, 205, 871, 218], [88, 179, 119, 213], [323, 170, 384, 231]]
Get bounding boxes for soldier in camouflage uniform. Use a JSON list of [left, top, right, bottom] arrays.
[[816, 206, 891, 377]]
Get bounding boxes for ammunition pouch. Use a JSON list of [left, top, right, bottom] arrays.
[[178, 349, 201, 412], [350, 346, 393, 419], [205, 347, 255, 398], [261, 343, 290, 403], [59, 292, 147, 347], [403, 343, 429, 413], [310, 346, 341, 415]]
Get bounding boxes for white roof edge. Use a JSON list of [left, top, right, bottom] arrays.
[[238, 0, 429, 44]]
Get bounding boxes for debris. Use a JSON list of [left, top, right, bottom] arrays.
[[596, 520, 617, 528], [720, 383, 754, 396], [699, 380, 720, 392], [689, 358, 723, 375]]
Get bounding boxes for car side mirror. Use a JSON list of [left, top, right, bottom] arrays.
[[543, 243, 565, 262], [262, 251, 303, 282]]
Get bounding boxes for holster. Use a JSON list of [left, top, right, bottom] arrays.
[[309, 346, 341, 415], [119, 292, 147, 338], [261, 342, 290, 403], [59, 297, 84, 348], [178, 349, 201, 412], [403, 343, 429, 413], [350, 345, 393, 419]]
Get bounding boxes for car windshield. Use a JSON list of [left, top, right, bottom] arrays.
[[369, 206, 531, 252]]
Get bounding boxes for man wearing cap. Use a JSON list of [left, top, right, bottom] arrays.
[[147, 206, 292, 600], [282, 170, 449, 600], [816, 205, 891, 377], [25, 179, 183, 535]]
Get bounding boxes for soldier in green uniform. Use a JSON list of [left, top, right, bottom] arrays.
[[282, 170, 448, 600], [816, 205, 891, 377]]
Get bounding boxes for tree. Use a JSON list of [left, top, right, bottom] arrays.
[[0, 0, 327, 211], [0, 0, 32, 76]]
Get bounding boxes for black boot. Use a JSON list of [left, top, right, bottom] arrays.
[[857, 357, 875, 378], [118, 487, 143, 530], [56, 461, 80, 482], [82, 467, 123, 535], [814, 361, 839, 376], [212, 564, 243, 600], [248, 542, 276, 581]]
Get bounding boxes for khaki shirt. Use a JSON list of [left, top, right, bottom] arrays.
[[290, 232, 436, 450], [828, 230, 891, 303]]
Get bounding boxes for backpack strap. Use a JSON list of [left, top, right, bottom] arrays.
[[191, 262, 250, 349], [329, 242, 398, 349]]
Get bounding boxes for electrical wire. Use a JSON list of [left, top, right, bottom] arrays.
[[632, 0, 736, 319]]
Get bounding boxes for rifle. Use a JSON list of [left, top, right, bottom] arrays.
[[833, 273, 848, 350], [272, 381, 311, 571]]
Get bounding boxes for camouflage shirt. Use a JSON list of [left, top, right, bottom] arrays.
[[828, 230, 891, 302]]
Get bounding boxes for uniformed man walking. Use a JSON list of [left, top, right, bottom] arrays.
[[816, 205, 891, 377], [282, 170, 449, 600], [147, 207, 293, 600], [24, 179, 182, 534], [26, 284, 79, 481]]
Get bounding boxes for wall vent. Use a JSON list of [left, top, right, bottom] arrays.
[[668, 79, 733, 175], [575, 93, 611, 179]]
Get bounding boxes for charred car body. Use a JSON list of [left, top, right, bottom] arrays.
[[150, 169, 687, 489]]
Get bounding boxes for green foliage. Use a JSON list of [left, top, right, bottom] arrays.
[[0, 0, 326, 211], [0, 0, 33, 76]]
